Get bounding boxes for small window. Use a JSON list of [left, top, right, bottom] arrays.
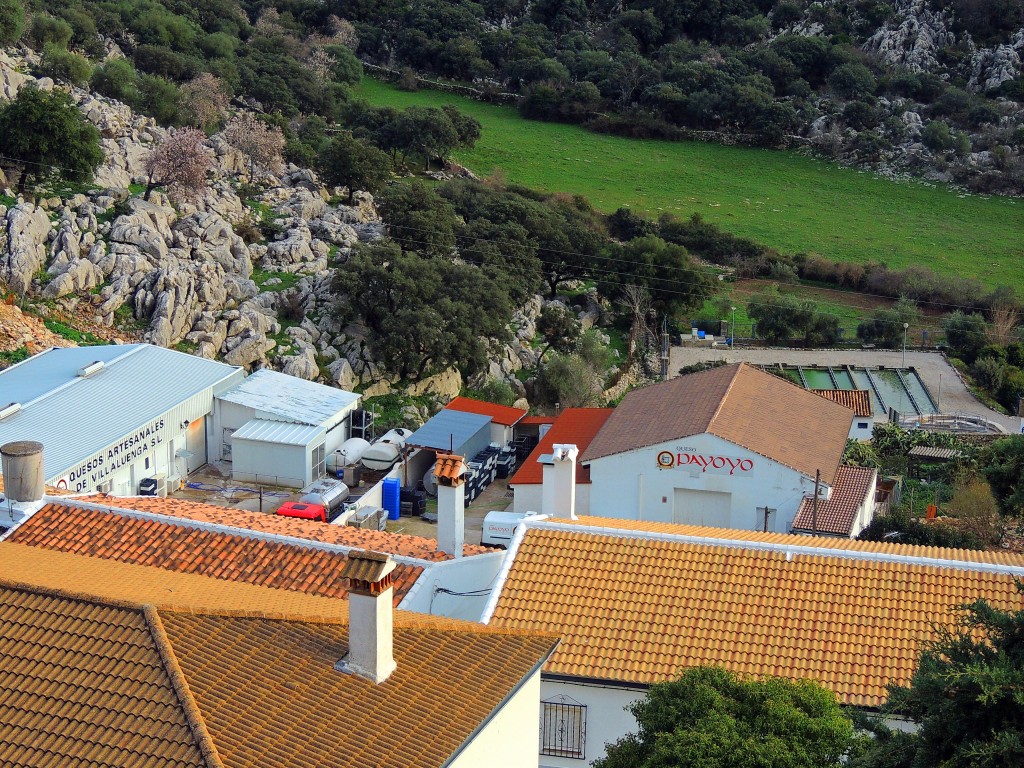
[[857, 421, 870, 429], [540, 700, 586, 760], [145, 457, 150, 469], [313, 443, 326, 478]]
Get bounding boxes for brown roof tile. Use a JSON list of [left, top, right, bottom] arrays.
[[7, 503, 423, 605], [446, 396, 527, 426], [812, 389, 873, 418], [434, 453, 466, 484], [489, 520, 1024, 707], [82, 494, 493, 558], [509, 408, 613, 486], [792, 466, 878, 536], [581, 363, 853, 485], [0, 574, 557, 768]]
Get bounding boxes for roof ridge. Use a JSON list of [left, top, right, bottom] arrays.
[[0, 575, 144, 611], [143, 605, 225, 768], [705, 362, 749, 433], [528, 520, 1024, 576]]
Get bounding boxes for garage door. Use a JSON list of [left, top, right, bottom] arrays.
[[673, 489, 732, 528]]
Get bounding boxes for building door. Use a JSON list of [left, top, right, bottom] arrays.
[[185, 417, 207, 472], [673, 488, 732, 528]]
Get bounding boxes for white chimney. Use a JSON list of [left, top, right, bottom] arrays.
[[435, 453, 466, 558], [339, 550, 397, 684], [542, 443, 578, 519], [1, 441, 45, 503]]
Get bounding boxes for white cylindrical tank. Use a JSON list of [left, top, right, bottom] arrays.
[[359, 429, 413, 471], [0, 441, 45, 503], [331, 438, 370, 471], [422, 465, 438, 497]]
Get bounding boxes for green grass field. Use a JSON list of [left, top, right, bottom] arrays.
[[356, 78, 1024, 293]]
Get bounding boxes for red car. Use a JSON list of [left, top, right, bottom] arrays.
[[275, 500, 327, 522]]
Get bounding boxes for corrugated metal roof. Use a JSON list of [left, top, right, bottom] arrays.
[[408, 411, 491, 452], [0, 345, 241, 481], [217, 369, 359, 426], [232, 419, 324, 447]]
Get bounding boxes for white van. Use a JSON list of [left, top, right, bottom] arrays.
[[481, 510, 546, 549]]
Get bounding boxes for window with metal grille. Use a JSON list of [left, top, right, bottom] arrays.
[[313, 443, 326, 478], [540, 701, 586, 759]]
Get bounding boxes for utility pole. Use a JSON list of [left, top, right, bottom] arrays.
[[902, 322, 909, 368], [758, 506, 776, 533], [730, 306, 737, 349], [811, 469, 821, 534], [661, 316, 669, 381]]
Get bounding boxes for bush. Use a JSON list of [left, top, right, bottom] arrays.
[[922, 120, 955, 151], [857, 510, 985, 549], [91, 59, 138, 102], [829, 62, 876, 100], [29, 14, 72, 49], [0, 0, 26, 46], [133, 74, 181, 125], [39, 43, 92, 87]]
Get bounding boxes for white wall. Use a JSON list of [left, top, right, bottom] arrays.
[[513, 484, 591, 516], [214, 400, 254, 461], [231, 439, 312, 488], [452, 668, 544, 768], [399, 551, 506, 621], [537, 679, 643, 768], [850, 468, 879, 538], [849, 420, 873, 441], [586, 433, 827, 533]]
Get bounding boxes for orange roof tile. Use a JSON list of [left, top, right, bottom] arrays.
[[0, 577, 557, 768], [812, 389, 873, 418], [509, 408, 613, 486], [792, 466, 877, 536], [488, 520, 1024, 707], [446, 396, 527, 426], [519, 415, 556, 426], [582, 364, 853, 485], [7, 503, 423, 605], [434, 453, 466, 485], [83, 494, 492, 558]]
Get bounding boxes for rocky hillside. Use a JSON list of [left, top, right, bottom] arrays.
[[0, 49, 613, 416]]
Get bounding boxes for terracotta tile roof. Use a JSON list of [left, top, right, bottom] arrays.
[[792, 466, 878, 536], [0, 578, 557, 768], [0, 582, 211, 768], [434, 453, 466, 485], [446, 396, 528, 426], [7, 503, 423, 605], [82, 493, 492, 558], [812, 389, 873, 418], [582, 363, 853, 485], [509, 408, 613, 486], [0, 542, 349, 619], [341, 549, 396, 582], [488, 520, 1024, 707], [519, 415, 556, 426]]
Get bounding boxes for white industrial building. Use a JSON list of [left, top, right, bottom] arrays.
[[214, 368, 361, 487], [0, 345, 361, 493], [582, 363, 867, 534]]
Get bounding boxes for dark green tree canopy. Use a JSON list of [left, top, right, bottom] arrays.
[[851, 587, 1024, 768], [0, 85, 103, 193], [596, 666, 855, 768], [316, 131, 391, 202], [983, 436, 1024, 516]]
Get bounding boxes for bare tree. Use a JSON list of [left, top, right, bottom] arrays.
[[143, 129, 213, 203], [326, 15, 358, 49], [621, 283, 656, 360], [986, 302, 1020, 347], [180, 74, 229, 131], [222, 113, 285, 178], [305, 47, 337, 83]]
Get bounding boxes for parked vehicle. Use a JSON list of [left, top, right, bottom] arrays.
[[275, 500, 327, 522]]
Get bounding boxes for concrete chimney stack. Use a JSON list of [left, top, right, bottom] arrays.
[[339, 550, 397, 684], [1, 441, 45, 503], [542, 443, 578, 520], [434, 453, 466, 558]]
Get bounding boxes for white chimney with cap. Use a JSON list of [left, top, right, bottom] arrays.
[[1, 441, 47, 525], [435, 453, 466, 558], [542, 443, 578, 520], [339, 550, 397, 683]]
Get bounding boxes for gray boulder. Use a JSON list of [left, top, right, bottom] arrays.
[[1, 204, 52, 295]]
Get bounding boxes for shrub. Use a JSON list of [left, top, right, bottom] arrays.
[[971, 355, 1005, 393], [29, 14, 72, 49], [91, 59, 138, 102], [922, 120, 955, 151], [39, 43, 92, 87], [0, 0, 26, 46], [829, 62, 876, 100]]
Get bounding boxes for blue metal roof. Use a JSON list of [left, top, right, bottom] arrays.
[[217, 369, 359, 426], [0, 344, 242, 481], [408, 410, 491, 453]]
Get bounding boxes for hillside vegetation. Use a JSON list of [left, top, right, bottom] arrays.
[[357, 77, 1024, 293]]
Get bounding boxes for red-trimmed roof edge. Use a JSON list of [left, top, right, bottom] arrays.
[[445, 397, 528, 427], [509, 408, 613, 486]]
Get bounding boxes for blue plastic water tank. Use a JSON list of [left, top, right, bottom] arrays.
[[382, 477, 401, 520], [697, 330, 706, 339]]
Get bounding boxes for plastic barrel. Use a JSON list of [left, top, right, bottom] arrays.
[[382, 477, 401, 520]]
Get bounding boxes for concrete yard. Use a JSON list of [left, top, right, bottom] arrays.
[[669, 346, 1018, 432]]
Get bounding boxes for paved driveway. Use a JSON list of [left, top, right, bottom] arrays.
[[670, 346, 1018, 432]]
